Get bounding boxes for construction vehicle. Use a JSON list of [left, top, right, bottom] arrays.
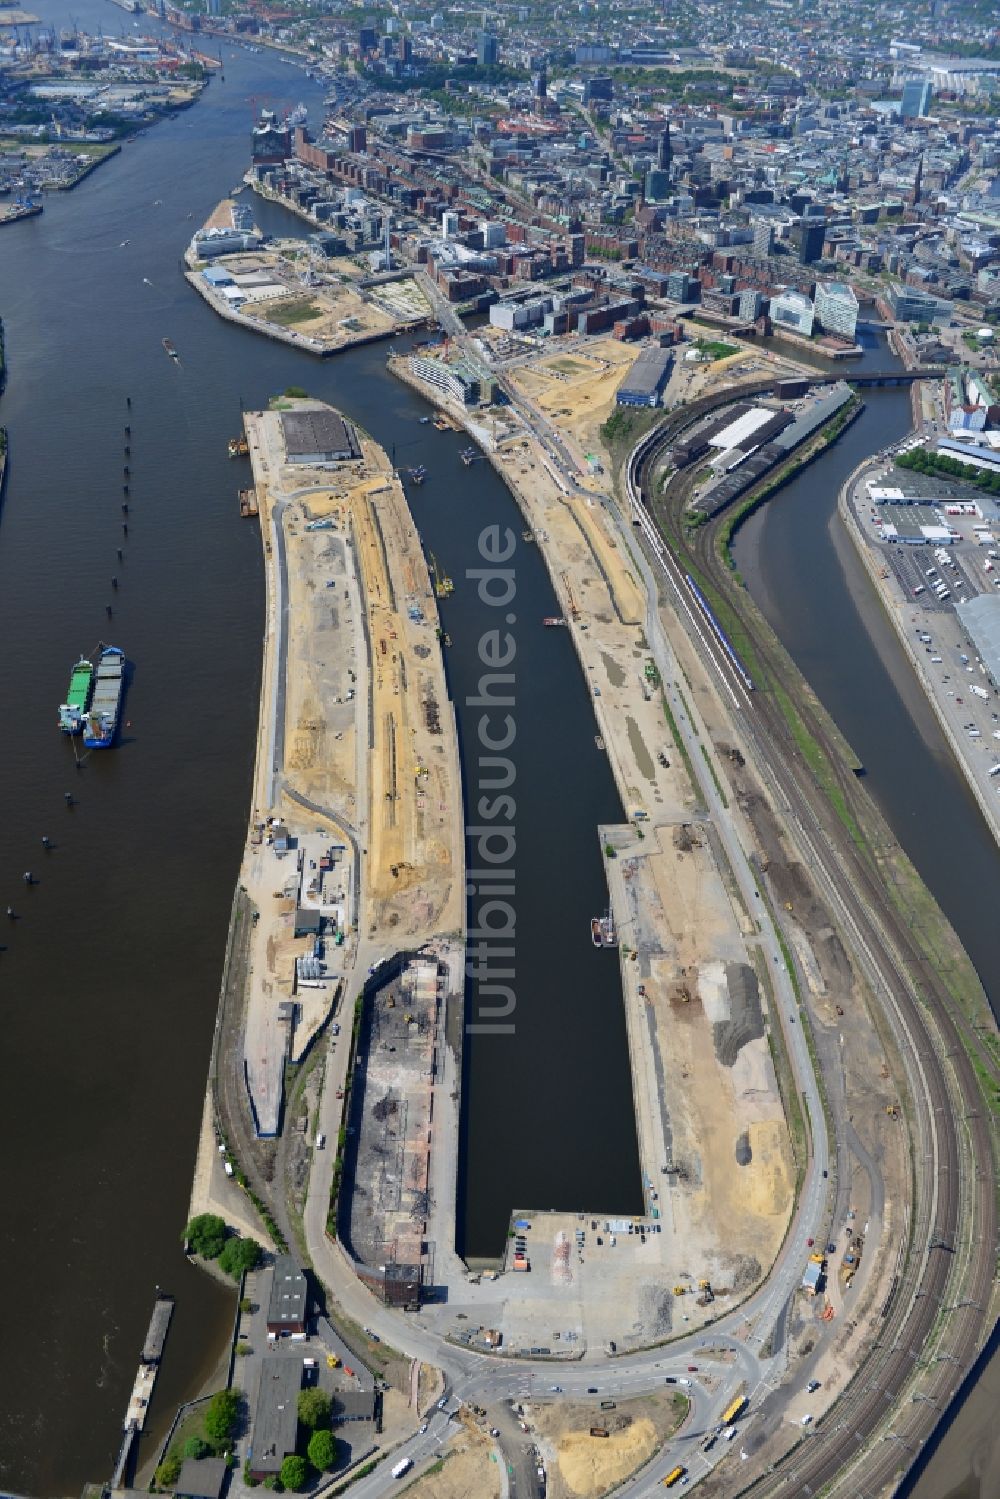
[[326, 1354, 340, 1368], [886, 1103, 899, 1119], [672, 1285, 688, 1296]]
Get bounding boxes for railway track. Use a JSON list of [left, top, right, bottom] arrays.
[[626, 409, 997, 1497]]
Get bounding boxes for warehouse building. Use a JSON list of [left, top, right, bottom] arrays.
[[615, 347, 673, 408], [708, 406, 780, 453], [772, 382, 853, 451], [266, 1255, 309, 1336], [249, 1358, 301, 1480], [281, 409, 360, 466], [956, 596, 1000, 690], [672, 403, 752, 466], [936, 438, 1000, 476]]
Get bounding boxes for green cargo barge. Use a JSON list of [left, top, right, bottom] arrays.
[[58, 657, 94, 735]]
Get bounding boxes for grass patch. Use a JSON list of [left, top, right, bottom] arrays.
[[265, 298, 322, 327], [600, 405, 663, 476], [661, 690, 699, 800], [754, 944, 807, 1180], [700, 743, 729, 808], [694, 338, 738, 360]]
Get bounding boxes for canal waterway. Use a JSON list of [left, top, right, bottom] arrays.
[[0, 2, 639, 1489], [731, 380, 1000, 1016], [731, 362, 1000, 1499]]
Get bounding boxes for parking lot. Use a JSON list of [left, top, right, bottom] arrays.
[[848, 464, 1000, 833]]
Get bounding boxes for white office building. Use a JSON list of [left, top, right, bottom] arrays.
[[770, 289, 815, 337], [814, 280, 859, 340]]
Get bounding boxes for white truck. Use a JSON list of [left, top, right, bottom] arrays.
[[971, 685, 990, 700], [391, 1458, 413, 1479]]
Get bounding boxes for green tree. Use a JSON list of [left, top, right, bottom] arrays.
[[280, 1454, 309, 1490], [204, 1388, 241, 1443], [218, 1236, 263, 1279], [185, 1213, 228, 1259], [183, 1434, 212, 1459], [154, 1453, 183, 1488], [307, 1428, 338, 1471], [297, 1387, 332, 1428]]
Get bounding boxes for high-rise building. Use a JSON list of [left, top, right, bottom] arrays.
[[533, 61, 547, 99], [900, 77, 932, 119], [738, 288, 765, 321], [478, 31, 498, 66], [358, 24, 377, 54], [657, 124, 671, 174], [667, 270, 700, 303], [814, 280, 859, 340], [795, 220, 825, 264], [583, 75, 613, 105], [644, 168, 670, 202], [753, 220, 775, 257]]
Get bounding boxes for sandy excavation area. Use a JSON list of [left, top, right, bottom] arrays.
[[529, 1390, 687, 1499], [267, 418, 462, 941], [401, 1415, 501, 1499], [507, 338, 642, 466], [235, 402, 462, 1133]]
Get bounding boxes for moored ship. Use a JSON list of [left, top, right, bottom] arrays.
[[58, 657, 94, 734], [83, 646, 125, 749], [591, 917, 603, 948]]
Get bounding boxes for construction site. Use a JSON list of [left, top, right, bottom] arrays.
[[222, 400, 463, 1142], [185, 203, 433, 355], [379, 359, 802, 1354], [339, 955, 444, 1286]]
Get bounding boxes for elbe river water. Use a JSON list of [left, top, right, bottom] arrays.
[[0, 6, 994, 1492]]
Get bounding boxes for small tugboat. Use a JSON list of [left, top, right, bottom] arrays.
[[406, 465, 427, 485], [591, 917, 604, 948], [594, 735, 605, 752], [522, 530, 534, 543], [228, 435, 249, 458], [459, 446, 478, 465]]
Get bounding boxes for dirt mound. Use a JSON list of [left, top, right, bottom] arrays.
[[558, 1416, 658, 1497]]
